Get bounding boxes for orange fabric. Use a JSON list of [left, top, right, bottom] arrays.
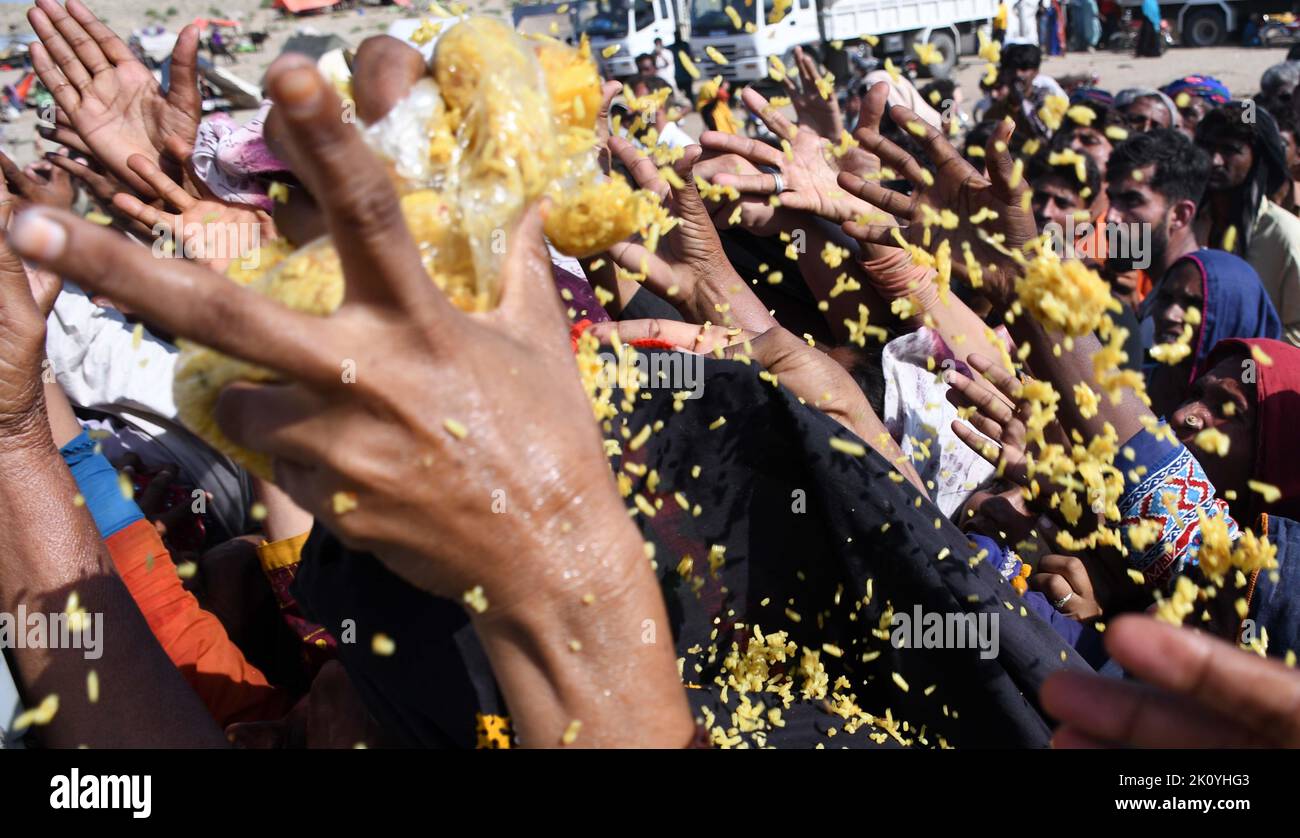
[[104, 520, 290, 726], [1135, 269, 1153, 302]]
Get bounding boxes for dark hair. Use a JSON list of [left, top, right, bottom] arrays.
[[635, 52, 655, 67], [919, 79, 956, 111], [1196, 100, 1289, 196], [827, 344, 886, 418], [631, 74, 672, 96], [963, 119, 998, 167], [1196, 101, 1264, 145], [1274, 103, 1300, 141], [1001, 43, 1041, 71], [1288, 42, 1300, 62], [1105, 128, 1211, 205], [1026, 149, 1101, 201]]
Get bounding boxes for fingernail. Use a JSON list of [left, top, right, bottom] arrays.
[[273, 65, 322, 114], [9, 210, 66, 261]]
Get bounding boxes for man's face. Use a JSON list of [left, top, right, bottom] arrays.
[[1175, 95, 1212, 139], [1150, 260, 1203, 346], [1281, 129, 1300, 180], [1121, 98, 1171, 133], [1200, 132, 1254, 191], [636, 56, 655, 75], [1031, 174, 1083, 230], [1014, 66, 1037, 96], [1105, 164, 1172, 271], [1169, 354, 1257, 499], [1067, 126, 1113, 178]]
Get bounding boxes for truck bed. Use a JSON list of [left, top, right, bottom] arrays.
[[819, 0, 998, 42]]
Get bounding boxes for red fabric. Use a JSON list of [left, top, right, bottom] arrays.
[[569, 318, 679, 352], [273, 0, 338, 13], [1206, 338, 1300, 521]]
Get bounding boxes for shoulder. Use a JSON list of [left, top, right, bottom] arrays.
[[1255, 201, 1300, 258]]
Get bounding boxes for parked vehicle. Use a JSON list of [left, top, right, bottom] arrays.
[[538, 0, 998, 82], [1119, 1, 1297, 48], [1106, 7, 1177, 50]]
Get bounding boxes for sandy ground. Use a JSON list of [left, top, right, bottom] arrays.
[[0, 0, 1293, 168]]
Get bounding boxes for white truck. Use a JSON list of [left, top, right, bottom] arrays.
[[580, 0, 691, 78], [528, 0, 996, 81], [1118, 0, 1288, 47], [690, 0, 1000, 82]]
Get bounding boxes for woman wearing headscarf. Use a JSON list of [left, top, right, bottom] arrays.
[[1161, 74, 1231, 138], [1135, 0, 1164, 56], [1069, 0, 1101, 50], [1171, 338, 1300, 655], [1144, 249, 1282, 416]]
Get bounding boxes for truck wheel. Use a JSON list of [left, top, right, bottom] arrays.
[[1182, 8, 1227, 47], [919, 30, 957, 79]]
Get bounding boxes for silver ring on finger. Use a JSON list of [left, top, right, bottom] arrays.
[[771, 171, 785, 194], [1052, 592, 1074, 611]]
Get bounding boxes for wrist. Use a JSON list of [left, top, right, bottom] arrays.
[[471, 496, 693, 747], [0, 406, 57, 460]]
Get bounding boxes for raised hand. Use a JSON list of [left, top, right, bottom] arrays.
[[839, 82, 1039, 309], [43, 148, 123, 207], [0, 182, 51, 443], [1043, 615, 1300, 747], [112, 139, 277, 273], [699, 87, 874, 226], [605, 135, 776, 332], [943, 353, 1030, 484], [6, 55, 692, 747], [27, 0, 201, 196], [783, 46, 842, 140], [0, 150, 76, 210], [691, 150, 794, 236]]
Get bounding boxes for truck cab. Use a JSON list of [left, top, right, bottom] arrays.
[[692, 0, 822, 83], [584, 0, 681, 78]]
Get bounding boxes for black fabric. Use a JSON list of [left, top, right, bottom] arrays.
[[294, 350, 1088, 748], [621, 287, 685, 322]]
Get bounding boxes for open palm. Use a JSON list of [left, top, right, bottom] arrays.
[[28, 0, 201, 197], [840, 83, 1039, 309]]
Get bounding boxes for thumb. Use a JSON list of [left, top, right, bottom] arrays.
[[166, 26, 203, 125], [983, 117, 1024, 202], [492, 201, 567, 336]]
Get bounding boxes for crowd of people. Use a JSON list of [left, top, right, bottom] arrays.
[[1, 0, 1300, 750]]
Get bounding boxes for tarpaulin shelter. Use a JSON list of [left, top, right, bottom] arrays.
[[273, 0, 342, 13]]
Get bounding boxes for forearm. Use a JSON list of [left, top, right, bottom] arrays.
[[252, 476, 313, 543], [472, 511, 694, 748], [691, 261, 778, 334], [44, 377, 83, 448], [920, 295, 1012, 376], [0, 438, 225, 747], [849, 401, 928, 497], [581, 254, 642, 319], [1010, 321, 1149, 444], [799, 219, 888, 343]]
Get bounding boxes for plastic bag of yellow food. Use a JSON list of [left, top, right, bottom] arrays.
[[176, 18, 664, 477]]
